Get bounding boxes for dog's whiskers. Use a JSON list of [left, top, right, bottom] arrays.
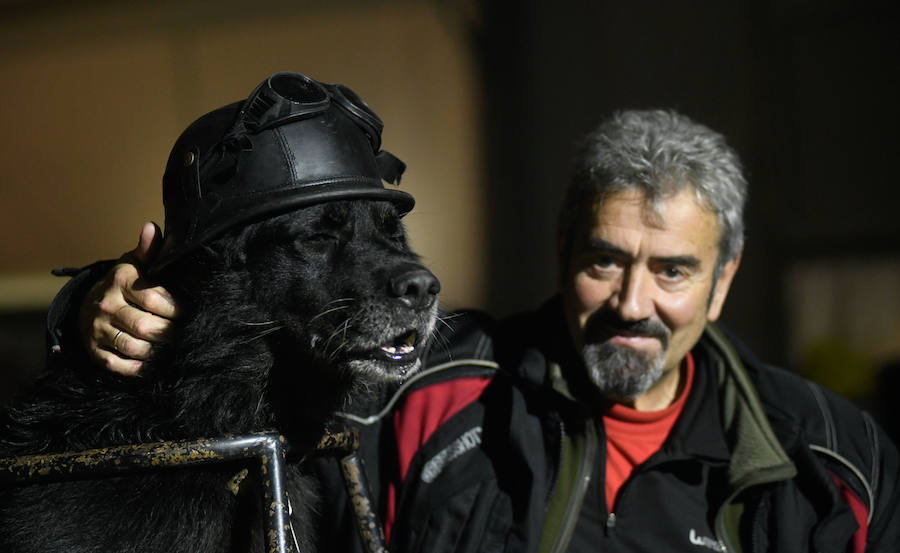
[[430, 325, 454, 358], [238, 320, 279, 326], [326, 319, 354, 360], [328, 341, 350, 361], [436, 315, 457, 333], [438, 311, 465, 320], [236, 325, 284, 345], [310, 304, 351, 322], [323, 318, 352, 352], [324, 297, 354, 307]]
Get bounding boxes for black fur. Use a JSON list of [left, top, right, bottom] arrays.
[[0, 200, 439, 552]]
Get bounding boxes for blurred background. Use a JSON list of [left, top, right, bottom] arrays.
[[1, 0, 898, 438]]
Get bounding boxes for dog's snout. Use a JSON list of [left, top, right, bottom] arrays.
[[389, 265, 440, 310]]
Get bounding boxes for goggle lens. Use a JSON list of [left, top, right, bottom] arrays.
[[270, 73, 328, 104]]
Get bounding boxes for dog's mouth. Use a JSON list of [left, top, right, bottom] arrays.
[[334, 328, 427, 381], [377, 329, 419, 363]]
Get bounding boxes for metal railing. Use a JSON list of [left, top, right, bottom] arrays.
[[0, 427, 387, 553]]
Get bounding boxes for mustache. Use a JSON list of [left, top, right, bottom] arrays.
[[583, 309, 670, 349]]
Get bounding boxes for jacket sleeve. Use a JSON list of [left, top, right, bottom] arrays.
[[45, 260, 116, 370], [862, 412, 900, 552]]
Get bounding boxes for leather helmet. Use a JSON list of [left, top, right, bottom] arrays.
[[151, 71, 412, 274]]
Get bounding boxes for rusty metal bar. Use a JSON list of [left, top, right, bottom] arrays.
[[0, 427, 386, 553], [0, 433, 279, 483], [313, 425, 388, 553], [259, 435, 294, 553], [0, 432, 294, 553], [340, 452, 388, 553]]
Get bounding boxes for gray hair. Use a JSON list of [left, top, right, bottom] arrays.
[[559, 109, 748, 273]]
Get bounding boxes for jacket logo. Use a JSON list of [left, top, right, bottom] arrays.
[[421, 426, 482, 483], [689, 529, 726, 552]]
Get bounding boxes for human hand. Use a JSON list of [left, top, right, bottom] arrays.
[[79, 222, 178, 376]]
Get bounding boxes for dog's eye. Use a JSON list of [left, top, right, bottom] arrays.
[[290, 232, 341, 251], [306, 232, 340, 244]]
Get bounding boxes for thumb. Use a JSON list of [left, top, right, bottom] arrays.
[[131, 221, 164, 268]]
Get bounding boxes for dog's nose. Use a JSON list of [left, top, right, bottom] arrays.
[[389, 265, 440, 310]]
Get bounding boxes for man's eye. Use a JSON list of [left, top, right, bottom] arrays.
[[585, 256, 619, 278], [660, 265, 685, 280]]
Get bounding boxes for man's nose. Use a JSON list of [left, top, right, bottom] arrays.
[[611, 267, 655, 321]]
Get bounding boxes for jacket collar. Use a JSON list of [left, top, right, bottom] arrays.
[[699, 324, 797, 490], [503, 297, 797, 490]]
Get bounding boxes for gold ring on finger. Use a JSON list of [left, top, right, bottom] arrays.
[[113, 330, 125, 353]]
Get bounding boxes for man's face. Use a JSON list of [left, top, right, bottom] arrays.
[[561, 188, 739, 406]]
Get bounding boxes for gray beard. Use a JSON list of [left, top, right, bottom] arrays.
[[581, 341, 664, 400]]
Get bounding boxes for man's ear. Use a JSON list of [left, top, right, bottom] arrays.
[[707, 250, 742, 322]]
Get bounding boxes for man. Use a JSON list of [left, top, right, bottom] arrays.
[[52, 110, 898, 552]]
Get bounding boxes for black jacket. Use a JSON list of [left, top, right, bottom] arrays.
[[379, 299, 900, 553]]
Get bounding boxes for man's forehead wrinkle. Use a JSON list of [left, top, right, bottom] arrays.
[[593, 188, 666, 230], [593, 179, 718, 230]]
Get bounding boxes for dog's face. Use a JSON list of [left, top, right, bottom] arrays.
[[221, 199, 440, 384], [154, 198, 439, 437]]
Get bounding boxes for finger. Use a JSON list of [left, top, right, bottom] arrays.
[[105, 260, 177, 320], [108, 327, 154, 361], [113, 303, 172, 343], [124, 283, 178, 321], [92, 346, 144, 377], [131, 221, 164, 268], [90, 276, 170, 344]]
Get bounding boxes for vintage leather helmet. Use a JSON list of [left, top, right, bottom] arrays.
[[151, 71, 412, 274]]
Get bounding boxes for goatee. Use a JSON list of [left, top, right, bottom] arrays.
[[582, 341, 664, 399], [579, 310, 670, 400]]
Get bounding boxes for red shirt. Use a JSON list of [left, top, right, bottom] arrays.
[[601, 353, 695, 511]]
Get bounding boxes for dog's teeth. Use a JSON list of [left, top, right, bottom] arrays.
[[381, 331, 418, 358]]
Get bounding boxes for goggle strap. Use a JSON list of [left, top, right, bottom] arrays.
[[376, 150, 406, 185]]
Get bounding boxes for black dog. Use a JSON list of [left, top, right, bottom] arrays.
[[0, 72, 438, 552], [0, 199, 438, 552]]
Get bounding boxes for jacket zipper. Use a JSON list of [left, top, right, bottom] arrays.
[[548, 418, 597, 553], [714, 485, 744, 552], [547, 420, 566, 504]]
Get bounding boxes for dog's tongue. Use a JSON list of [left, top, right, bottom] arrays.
[[381, 331, 417, 359]]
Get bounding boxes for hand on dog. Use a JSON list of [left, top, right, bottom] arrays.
[[79, 222, 178, 376]]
